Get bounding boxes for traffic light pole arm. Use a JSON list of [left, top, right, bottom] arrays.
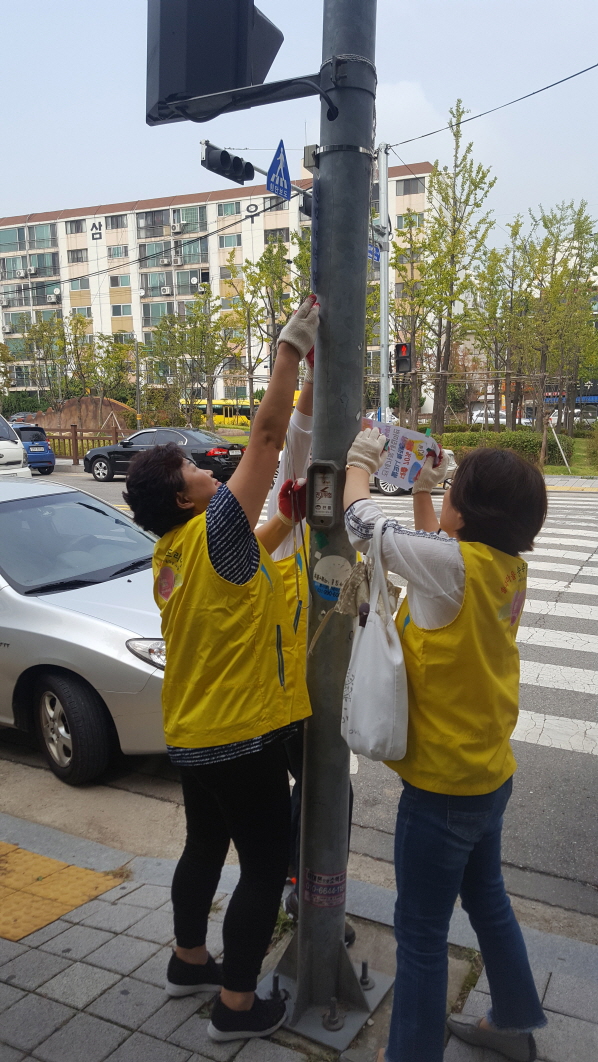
[[166, 73, 322, 124]]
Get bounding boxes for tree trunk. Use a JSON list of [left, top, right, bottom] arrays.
[[539, 415, 549, 468], [430, 315, 445, 435], [504, 346, 512, 430], [206, 376, 214, 431], [535, 347, 548, 432], [409, 369, 419, 430], [493, 341, 501, 431], [246, 313, 255, 435]]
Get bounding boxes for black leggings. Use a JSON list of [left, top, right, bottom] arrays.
[[172, 742, 291, 992]]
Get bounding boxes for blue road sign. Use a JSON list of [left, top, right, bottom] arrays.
[[368, 244, 381, 262], [267, 140, 291, 200]]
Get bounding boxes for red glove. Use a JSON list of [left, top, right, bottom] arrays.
[[277, 478, 307, 526]]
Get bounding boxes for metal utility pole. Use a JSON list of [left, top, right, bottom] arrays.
[[377, 143, 391, 422], [260, 0, 393, 1050], [135, 339, 142, 429]]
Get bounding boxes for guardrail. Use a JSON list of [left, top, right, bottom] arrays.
[[46, 425, 126, 462]]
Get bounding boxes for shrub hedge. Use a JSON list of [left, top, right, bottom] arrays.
[[441, 430, 574, 466], [587, 426, 598, 470]]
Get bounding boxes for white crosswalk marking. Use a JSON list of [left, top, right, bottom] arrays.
[[513, 710, 598, 754], [526, 561, 582, 574], [535, 536, 598, 547], [525, 599, 598, 620], [537, 528, 598, 539], [527, 578, 598, 596], [524, 548, 592, 560], [517, 626, 598, 653], [520, 659, 598, 694]]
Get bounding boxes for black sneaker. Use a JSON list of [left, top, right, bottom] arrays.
[[208, 994, 286, 1042], [165, 951, 223, 997]]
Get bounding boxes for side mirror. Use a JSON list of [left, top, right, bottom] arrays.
[[121, 440, 133, 447]]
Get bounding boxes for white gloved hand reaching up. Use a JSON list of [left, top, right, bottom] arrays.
[[277, 295, 320, 359], [412, 451, 450, 493], [346, 427, 387, 475]]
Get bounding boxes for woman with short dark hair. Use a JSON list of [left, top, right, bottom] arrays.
[[343, 435, 548, 1062]]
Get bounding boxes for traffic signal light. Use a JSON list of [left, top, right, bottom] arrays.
[[300, 193, 313, 218], [201, 142, 255, 185], [394, 342, 412, 373], [147, 1, 284, 126]]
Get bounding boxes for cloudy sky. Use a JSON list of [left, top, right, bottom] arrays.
[[1, 0, 597, 244]]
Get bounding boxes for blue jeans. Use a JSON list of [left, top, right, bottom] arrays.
[[386, 777, 546, 1062]]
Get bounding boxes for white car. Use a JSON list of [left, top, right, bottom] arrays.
[[371, 448, 457, 497], [471, 410, 507, 425], [0, 414, 32, 479], [0, 479, 165, 785]]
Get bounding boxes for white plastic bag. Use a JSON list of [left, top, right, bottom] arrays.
[[341, 518, 409, 761]]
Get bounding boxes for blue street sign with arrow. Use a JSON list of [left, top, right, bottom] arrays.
[[368, 244, 381, 263], [267, 140, 291, 200]]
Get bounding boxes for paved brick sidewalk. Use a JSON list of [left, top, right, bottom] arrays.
[[1, 815, 597, 1061]]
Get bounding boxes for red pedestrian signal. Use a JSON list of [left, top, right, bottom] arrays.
[[394, 342, 412, 373]]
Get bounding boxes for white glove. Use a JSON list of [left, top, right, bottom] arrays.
[[412, 451, 450, 494], [277, 296, 319, 359], [346, 427, 387, 475]]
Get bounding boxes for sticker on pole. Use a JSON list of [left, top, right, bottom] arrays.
[[267, 140, 291, 200], [303, 868, 346, 907], [313, 555, 352, 601]]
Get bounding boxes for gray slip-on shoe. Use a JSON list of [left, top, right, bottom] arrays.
[[447, 1014, 537, 1062]]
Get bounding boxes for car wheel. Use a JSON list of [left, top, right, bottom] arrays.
[[91, 456, 113, 482], [374, 477, 411, 497], [38, 467, 53, 475], [34, 671, 112, 785]]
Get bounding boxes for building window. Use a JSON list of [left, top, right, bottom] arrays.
[[265, 228, 290, 243], [68, 249, 88, 264], [395, 281, 421, 298], [140, 272, 170, 297], [396, 213, 424, 230], [220, 296, 241, 309], [1, 255, 27, 278], [113, 332, 135, 343], [35, 309, 62, 322], [174, 237, 208, 264], [142, 302, 173, 323], [219, 234, 242, 248], [65, 219, 86, 234], [110, 274, 131, 287], [0, 227, 27, 253], [106, 214, 128, 230], [28, 224, 57, 249], [218, 202, 241, 217], [3, 312, 32, 329], [396, 177, 425, 196], [137, 210, 169, 237], [112, 304, 132, 316], [396, 252, 420, 264], [71, 306, 92, 318], [139, 241, 171, 265], [28, 253, 59, 277], [263, 196, 288, 212], [176, 271, 202, 296], [107, 245, 128, 258], [172, 206, 207, 232], [70, 277, 90, 290]]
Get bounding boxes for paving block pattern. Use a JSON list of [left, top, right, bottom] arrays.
[[40, 924, 114, 961], [103, 1031, 191, 1062], [0, 949, 71, 991], [0, 994, 75, 1052], [38, 961, 122, 1009], [86, 976, 168, 1029], [236, 1041, 310, 1061], [86, 935, 161, 975], [139, 994, 207, 1039], [125, 908, 175, 945], [169, 1015, 244, 1060], [0, 1043, 27, 1062], [33, 1011, 129, 1062]]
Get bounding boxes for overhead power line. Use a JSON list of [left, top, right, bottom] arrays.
[[390, 60, 598, 147]]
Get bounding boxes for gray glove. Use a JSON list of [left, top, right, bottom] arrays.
[[346, 427, 387, 474], [278, 296, 319, 359], [412, 451, 450, 493]]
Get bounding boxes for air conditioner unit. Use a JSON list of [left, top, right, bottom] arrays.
[[27, 266, 38, 276], [171, 224, 183, 235], [47, 294, 59, 304], [0, 298, 10, 307], [172, 255, 184, 266], [159, 257, 171, 266], [166, 376, 175, 385], [160, 286, 172, 296], [16, 269, 26, 279], [2, 325, 13, 334]]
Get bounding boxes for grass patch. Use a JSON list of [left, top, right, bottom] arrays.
[[449, 945, 484, 1013], [269, 904, 296, 948], [545, 438, 598, 476]]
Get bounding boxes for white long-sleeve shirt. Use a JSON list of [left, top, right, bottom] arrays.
[[345, 498, 465, 630], [267, 408, 313, 562]]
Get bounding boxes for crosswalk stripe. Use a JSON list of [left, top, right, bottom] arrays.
[[520, 659, 598, 694], [513, 710, 598, 755], [524, 599, 598, 621], [518, 626, 598, 653], [527, 578, 598, 596], [535, 536, 598, 548], [524, 548, 592, 560], [538, 528, 598, 539], [526, 561, 582, 574]]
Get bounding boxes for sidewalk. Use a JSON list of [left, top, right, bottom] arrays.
[[0, 815, 596, 1061]]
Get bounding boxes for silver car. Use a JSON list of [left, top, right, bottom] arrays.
[[0, 479, 165, 785]]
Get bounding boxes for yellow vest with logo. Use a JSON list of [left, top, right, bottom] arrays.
[[153, 513, 311, 748], [387, 541, 527, 795], [274, 527, 310, 660]]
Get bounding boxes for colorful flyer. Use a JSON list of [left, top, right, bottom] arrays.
[[375, 426, 440, 488]]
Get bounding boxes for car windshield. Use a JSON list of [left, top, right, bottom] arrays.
[[0, 492, 156, 595], [184, 430, 227, 446], [0, 415, 19, 443], [16, 427, 47, 442]]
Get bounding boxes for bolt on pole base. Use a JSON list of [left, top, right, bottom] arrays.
[[258, 933, 393, 1052]]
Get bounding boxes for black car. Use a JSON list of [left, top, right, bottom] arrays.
[[84, 428, 245, 482]]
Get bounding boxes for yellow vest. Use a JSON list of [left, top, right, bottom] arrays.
[[153, 513, 311, 748], [274, 528, 310, 660], [387, 541, 527, 795]]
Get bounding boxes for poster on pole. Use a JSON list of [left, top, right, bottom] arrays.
[[267, 140, 291, 200], [375, 426, 440, 490]]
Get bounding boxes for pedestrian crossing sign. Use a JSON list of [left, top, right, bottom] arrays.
[[267, 140, 291, 200]]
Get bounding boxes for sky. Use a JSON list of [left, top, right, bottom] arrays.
[[1, 0, 597, 247]]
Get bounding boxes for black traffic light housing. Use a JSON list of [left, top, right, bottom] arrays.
[[147, 0, 284, 126], [395, 342, 412, 373], [201, 142, 255, 185]]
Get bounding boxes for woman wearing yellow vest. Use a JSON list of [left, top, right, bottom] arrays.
[[123, 296, 318, 1044], [344, 431, 548, 1062]]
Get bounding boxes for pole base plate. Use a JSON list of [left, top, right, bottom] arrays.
[[258, 964, 394, 1052]]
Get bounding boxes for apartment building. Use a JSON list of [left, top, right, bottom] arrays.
[[0, 162, 432, 398]]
